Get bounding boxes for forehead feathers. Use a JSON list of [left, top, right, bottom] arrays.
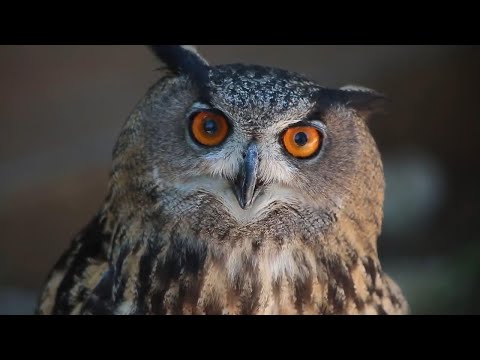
[[207, 64, 323, 129]]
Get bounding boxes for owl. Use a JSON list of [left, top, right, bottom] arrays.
[[36, 45, 409, 315]]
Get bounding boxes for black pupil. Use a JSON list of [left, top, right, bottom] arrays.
[[294, 132, 308, 146], [203, 119, 218, 135]]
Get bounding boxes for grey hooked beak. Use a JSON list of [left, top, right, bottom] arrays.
[[233, 142, 262, 209]]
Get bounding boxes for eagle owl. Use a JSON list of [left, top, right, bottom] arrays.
[[37, 45, 409, 315]]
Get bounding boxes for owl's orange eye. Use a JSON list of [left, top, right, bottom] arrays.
[[282, 126, 323, 159], [190, 111, 229, 147]]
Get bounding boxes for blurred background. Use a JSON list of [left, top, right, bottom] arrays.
[[0, 45, 478, 314]]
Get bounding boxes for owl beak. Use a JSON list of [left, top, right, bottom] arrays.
[[234, 142, 260, 210]]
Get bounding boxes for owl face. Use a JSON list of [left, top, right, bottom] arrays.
[[113, 46, 386, 237]]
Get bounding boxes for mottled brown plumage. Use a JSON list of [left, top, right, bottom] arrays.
[[37, 45, 409, 315]]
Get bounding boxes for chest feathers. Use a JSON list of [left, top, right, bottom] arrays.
[[90, 212, 407, 315]]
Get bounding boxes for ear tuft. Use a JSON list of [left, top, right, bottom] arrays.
[[148, 45, 210, 87], [340, 84, 391, 118]]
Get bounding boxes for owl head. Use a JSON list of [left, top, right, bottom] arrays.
[[107, 45, 388, 263]]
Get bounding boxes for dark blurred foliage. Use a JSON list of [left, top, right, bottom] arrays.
[[0, 45, 478, 314]]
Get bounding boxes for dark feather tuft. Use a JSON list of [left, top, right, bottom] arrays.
[[310, 87, 391, 119], [148, 45, 210, 98]]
